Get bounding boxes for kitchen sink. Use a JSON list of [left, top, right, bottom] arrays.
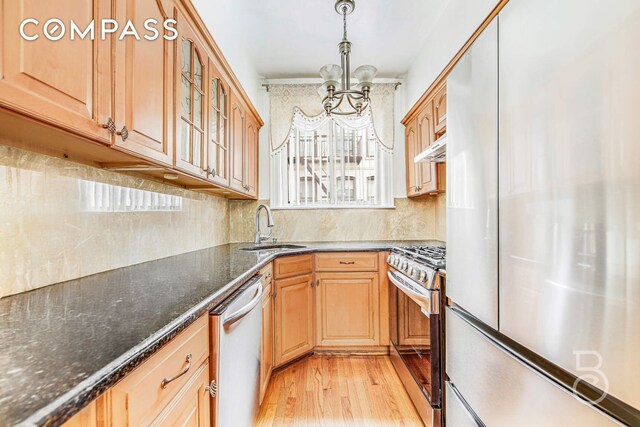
[[240, 244, 307, 252]]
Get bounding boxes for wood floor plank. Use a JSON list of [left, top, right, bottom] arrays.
[[257, 355, 424, 426]]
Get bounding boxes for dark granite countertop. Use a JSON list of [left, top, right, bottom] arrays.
[[0, 240, 442, 427]]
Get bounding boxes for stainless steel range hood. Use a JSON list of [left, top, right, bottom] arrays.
[[414, 134, 446, 163]]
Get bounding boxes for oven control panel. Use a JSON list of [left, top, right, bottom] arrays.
[[387, 253, 437, 289]]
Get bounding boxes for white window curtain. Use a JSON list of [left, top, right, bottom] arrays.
[[268, 84, 396, 209]]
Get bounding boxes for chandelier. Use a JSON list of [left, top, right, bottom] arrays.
[[318, 0, 378, 116]]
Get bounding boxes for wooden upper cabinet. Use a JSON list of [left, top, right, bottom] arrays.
[[405, 83, 446, 197], [417, 103, 438, 193], [274, 274, 314, 366], [174, 18, 208, 177], [433, 83, 447, 136], [405, 118, 419, 197], [206, 59, 230, 186], [229, 93, 246, 193], [244, 116, 259, 197], [0, 0, 112, 144], [316, 272, 380, 347], [113, 0, 174, 165]]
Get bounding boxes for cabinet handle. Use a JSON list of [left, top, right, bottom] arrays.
[[160, 353, 192, 389], [102, 117, 116, 135], [272, 290, 277, 298], [206, 167, 216, 178], [339, 261, 355, 265], [206, 379, 217, 397], [116, 126, 129, 142], [316, 279, 320, 287]]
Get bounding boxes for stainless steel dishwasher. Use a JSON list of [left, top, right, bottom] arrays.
[[210, 274, 263, 427]]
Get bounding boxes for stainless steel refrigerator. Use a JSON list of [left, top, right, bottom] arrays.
[[445, 0, 640, 425]]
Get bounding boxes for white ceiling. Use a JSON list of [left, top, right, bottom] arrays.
[[193, 0, 448, 79]]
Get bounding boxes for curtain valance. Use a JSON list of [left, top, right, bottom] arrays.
[[268, 83, 396, 151]]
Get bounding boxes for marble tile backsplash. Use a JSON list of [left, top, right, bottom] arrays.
[[0, 145, 229, 298], [229, 197, 445, 243]]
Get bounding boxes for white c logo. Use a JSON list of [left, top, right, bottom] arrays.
[[20, 18, 39, 41]]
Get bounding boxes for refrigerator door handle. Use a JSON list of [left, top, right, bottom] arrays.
[[222, 280, 263, 328]]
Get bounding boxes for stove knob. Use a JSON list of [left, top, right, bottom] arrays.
[[417, 269, 428, 282], [386, 254, 394, 264], [407, 266, 415, 277], [399, 260, 408, 271]]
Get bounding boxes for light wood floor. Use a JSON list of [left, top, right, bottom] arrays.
[[256, 355, 424, 426]]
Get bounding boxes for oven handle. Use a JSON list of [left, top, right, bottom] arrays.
[[388, 271, 439, 315]]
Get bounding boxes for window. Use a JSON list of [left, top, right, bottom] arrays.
[[366, 176, 375, 202], [81, 181, 183, 212], [270, 109, 393, 209], [337, 176, 355, 201]]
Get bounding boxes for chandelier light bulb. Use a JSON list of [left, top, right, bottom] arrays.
[[353, 65, 378, 89], [319, 64, 342, 88]]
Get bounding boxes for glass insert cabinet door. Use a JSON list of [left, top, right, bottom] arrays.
[[177, 27, 206, 176], [207, 59, 229, 184]]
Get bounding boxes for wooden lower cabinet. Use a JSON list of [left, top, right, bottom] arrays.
[[110, 316, 210, 426], [152, 361, 210, 427], [315, 252, 378, 272], [260, 282, 274, 403], [315, 272, 380, 346], [61, 401, 97, 427], [274, 274, 315, 366], [273, 254, 313, 280]]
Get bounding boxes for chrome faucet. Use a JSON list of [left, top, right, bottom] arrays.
[[254, 204, 275, 245]]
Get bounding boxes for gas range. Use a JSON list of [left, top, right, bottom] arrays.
[[387, 244, 446, 290], [386, 243, 446, 424]]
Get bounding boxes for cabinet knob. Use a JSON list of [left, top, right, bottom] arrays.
[[116, 126, 129, 142], [102, 117, 116, 135], [206, 379, 217, 397]]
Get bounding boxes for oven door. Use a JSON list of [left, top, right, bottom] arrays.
[[389, 270, 442, 408]]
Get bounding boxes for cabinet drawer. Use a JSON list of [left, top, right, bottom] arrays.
[[316, 252, 379, 272], [111, 316, 209, 426], [274, 254, 313, 279]]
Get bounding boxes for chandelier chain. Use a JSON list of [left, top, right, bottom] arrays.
[[342, 6, 348, 41]]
